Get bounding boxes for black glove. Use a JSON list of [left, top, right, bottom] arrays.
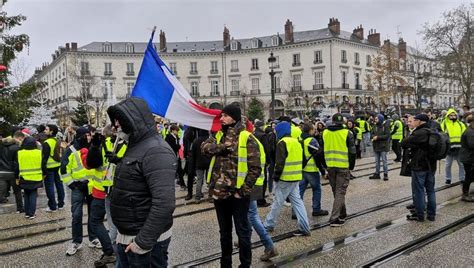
[[91, 133, 102, 147], [105, 152, 122, 164]]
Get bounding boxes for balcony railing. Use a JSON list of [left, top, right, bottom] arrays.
[[230, 91, 240, 96], [355, 61, 360, 65], [341, 59, 347, 63], [230, 68, 239, 72], [291, 86, 302, 92], [342, 83, 349, 89], [126, 71, 135, 76], [104, 71, 113, 76], [313, 60, 323, 64], [80, 70, 90, 76], [191, 92, 199, 97], [292, 62, 301, 67], [355, 84, 363, 90], [189, 70, 198, 75], [313, 84, 324, 90], [210, 91, 220, 97], [250, 67, 259, 71], [210, 69, 218, 74], [250, 89, 260, 95]]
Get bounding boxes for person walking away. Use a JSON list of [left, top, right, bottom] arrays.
[[441, 108, 466, 184], [0, 131, 24, 212], [369, 114, 391, 180], [15, 136, 44, 219], [253, 121, 271, 207], [459, 113, 474, 202], [107, 98, 176, 267], [322, 113, 356, 227], [61, 127, 100, 256], [202, 104, 261, 267], [263, 121, 311, 236], [166, 125, 186, 191], [42, 124, 66, 212], [190, 129, 210, 203], [401, 114, 437, 222], [264, 124, 277, 197], [390, 115, 404, 162]]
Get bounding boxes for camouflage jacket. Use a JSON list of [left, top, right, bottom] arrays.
[[201, 124, 261, 200]]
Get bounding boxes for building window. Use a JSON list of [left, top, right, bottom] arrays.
[[251, 78, 259, 92], [314, 51, 322, 64], [125, 43, 134, 53], [230, 60, 238, 72], [295, 98, 302, 106], [231, 41, 238, 51], [342, 71, 349, 88], [211, 80, 219, 96], [169, 63, 177, 75], [251, 38, 259, 49], [355, 73, 361, 89], [314, 71, 323, 89], [410, 64, 414, 72], [251, 58, 259, 70], [355, 53, 360, 65], [292, 53, 301, 66], [103, 43, 112, 53], [191, 81, 199, 97], [104, 63, 112, 76], [126, 63, 134, 76], [190, 62, 198, 74], [80, 62, 90, 76], [231, 79, 239, 92], [341, 50, 347, 63], [210, 61, 218, 74], [126, 82, 135, 98], [103, 80, 113, 99], [292, 74, 301, 91], [272, 36, 279, 46], [274, 76, 281, 92]]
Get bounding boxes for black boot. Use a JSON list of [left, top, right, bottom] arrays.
[[383, 174, 389, 181], [369, 174, 381, 179]]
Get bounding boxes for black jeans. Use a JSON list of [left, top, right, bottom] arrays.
[[0, 175, 23, 211], [392, 139, 402, 161], [463, 163, 473, 195], [214, 196, 251, 268], [90, 198, 114, 256], [117, 237, 171, 268]]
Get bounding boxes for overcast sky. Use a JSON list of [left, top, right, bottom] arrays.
[[3, 0, 465, 81]]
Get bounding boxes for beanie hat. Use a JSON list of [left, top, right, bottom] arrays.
[[332, 113, 344, 124], [414, 114, 430, 122], [392, 114, 400, 121], [75, 127, 89, 140], [275, 122, 291, 140], [221, 104, 241, 123]]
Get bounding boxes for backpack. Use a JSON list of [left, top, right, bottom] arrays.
[[52, 138, 62, 162], [427, 129, 450, 160]]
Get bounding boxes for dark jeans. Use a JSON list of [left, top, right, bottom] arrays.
[[117, 237, 171, 268], [71, 188, 97, 244], [24, 188, 38, 217], [0, 177, 23, 211], [355, 141, 362, 159], [463, 163, 473, 195], [214, 196, 251, 268], [392, 139, 402, 161], [258, 163, 270, 204], [90, 198, 114, 255], [176, 158, 186, 187], [411, 171, 436, 219], [267, 159, 275, 194], [44, 169, 65, 210], [186, 158, 195, 196], [328, 168, 349, 222]]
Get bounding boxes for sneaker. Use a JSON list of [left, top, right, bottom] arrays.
[[406, 204, 415, 210], [257, 200, 271, 207], [16, 209, 25, 214], [264, 225, 274, 232], [184, 195, 192, 201], [312, 210, 329, 216], [58, 206, 65, 210], [291, 214, 297, 220], [369, 174, 381, 180], [283, 201, 291, 207], [25, 215, 30, 219], [260, 248, 279, 261], [94, 254, 116, 267], [350, 174, 356, 180], [293, 230, 311, 236], [44, 207, 57, 213], [383, 174, 389, 181], [195, 198, 201, 204], [66, 243, 82, 256], [88, 238, 102, 249], [445, 179, 451, 185], [330, 219, 345, 227], [406, 214, 424, 222], [180, 186, 187, 191], [29, 215, 36, 220], [427, 215, 435, 222], [461, 195, 474, 202]]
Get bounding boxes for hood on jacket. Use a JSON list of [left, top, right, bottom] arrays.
[[107, 97, 157, 145], [275, 122, 291, 140], [326, 124, 346, 132], [20, 136, 37, 150], [446, 108, 458, 119], [1, 137, 17, 146]]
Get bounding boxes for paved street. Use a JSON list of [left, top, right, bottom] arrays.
[[0, 153, 471, 267]]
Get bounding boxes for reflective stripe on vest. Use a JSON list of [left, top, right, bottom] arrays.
[[44, 138, 61, 168], [18, 149, 43, 182], [280, 137, 302, 181], [391, 120, 403, 141], [62, 146, 89, 186], [323, 129, 349, 168], [303, 137, 319, 173]]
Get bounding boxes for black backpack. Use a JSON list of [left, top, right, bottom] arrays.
[[427, 129, 450, 160]]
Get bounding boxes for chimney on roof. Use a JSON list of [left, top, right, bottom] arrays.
[[65, 43, 70, 51], [159, 30, 167, 52], [284, 19, 294, 43], [383, 39, 391, 48], [328, 18, 340, 35], [223, 26, 230, 48], [353, 24, 364, 40], [71, 42, 78, 51], [367, 29, 381, 47], [398, 38, 407, 60]]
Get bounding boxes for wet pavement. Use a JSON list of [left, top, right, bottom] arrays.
[[0, 153, 471, 267]]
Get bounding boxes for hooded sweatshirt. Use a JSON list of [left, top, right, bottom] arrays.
[[441, 108, 466, 149], [371, 114, 391, 152]]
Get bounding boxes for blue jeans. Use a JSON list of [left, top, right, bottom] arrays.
[[248, 200, 273, 251], [264, 181, 310, 234], [411, 171, 436, 219], [267, 160, 275, 193], [23, 189, 38, 217], [117, 238, 171, 268], [90, 198, 114, 256], [44, 169, 65, 210], [71, 188, 96, 244], [445, 153, 465, 181], [300, 172, 322, 212], [374, 151, 388, 175], [363, 132, 371, 148]]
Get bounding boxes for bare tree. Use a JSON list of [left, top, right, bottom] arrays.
[[421, 3, 474, 106], [8, 56, 31, 86]]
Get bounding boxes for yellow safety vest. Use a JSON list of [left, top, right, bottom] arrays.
[[207, 130, 265, 188], [61, 146, 90, 186], [18, 149, 43, 182], [279, 137, 303, 181], [291, 125, 302, 141], [390, 120, 404, 141], [359, 120, 370, 133], [323, 129, 349, 169], [354, 126, 362, 141], [44, 138, 61, 169], [441, 120, 466, 145], [303, 137, 319, 173], [91, 137, 128, 191]]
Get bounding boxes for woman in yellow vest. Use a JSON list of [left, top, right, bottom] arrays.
[[16, 136, 45, 219]]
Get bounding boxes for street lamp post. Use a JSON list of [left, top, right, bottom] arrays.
[[95, 98, 100, 127], [268, 52, 276, 120]]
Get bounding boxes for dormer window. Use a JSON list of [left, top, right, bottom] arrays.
[[231, 40, 238, 51], [103, 42, 112, 53], [272, 36, 279, 46], [125, 43, 134, 53], [251, 38, 259, 49]]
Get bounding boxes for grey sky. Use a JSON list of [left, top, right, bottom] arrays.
[[3, 0, 465, 80]]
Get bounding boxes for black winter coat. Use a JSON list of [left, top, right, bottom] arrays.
[[371, 123, 391, 152], [107, 98, 176, 251], [401, 123, 437, 173], [459, 126, 474, 164], [0, 137, 19, 180]]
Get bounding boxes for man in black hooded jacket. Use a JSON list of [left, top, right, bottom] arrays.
[[107, 97, 176, 267]]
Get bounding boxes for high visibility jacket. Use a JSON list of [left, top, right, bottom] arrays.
[[207, 130, 265, 188], [161, 128, 168, 139], [44, 138, 60, 169], [354, 126, 362, 141], [61, 146, 90, 186], [303, 137, 319, 173], [279, 137, 303, 181], [291, 125, 302, 141], [358, 120, 370, 133], [18, 149, 43, 182], [441, 120, 466, 147], [323, 129, 349, 169], [390, 120, 404, 141], [91, 137, 128, 191]]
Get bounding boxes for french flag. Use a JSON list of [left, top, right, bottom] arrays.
[[131, 29, 222, 132]]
